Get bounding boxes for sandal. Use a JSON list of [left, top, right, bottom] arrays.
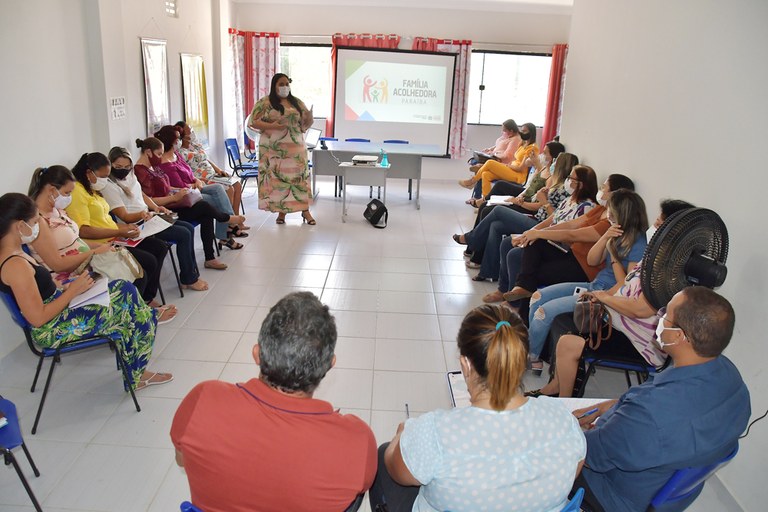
[[471, 275, 488, 282], [155, 305, 178, 325], [301, 211, 317, 225], [276, 213, 286, 224], [502, 287, 534, 303], [465, 260, 481, 269], [458, 178, 475, 190], [528, 360, 544, 377], [228, 225, 249, 238], [204, 260, 228, 270], [219, 238, 244, 251], [452, 234, 467, 245], [182, 279, 209, 291], [482, 290, 504, 303], [136, 371, 174, 391]]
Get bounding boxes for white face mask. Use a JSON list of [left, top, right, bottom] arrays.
[[19, 221, 40, 244], [596, 190, 608, 206], [565, 178, 576, 195], [91, 176, 109, 191], [174, 139, 182, 151], [277, 85, 290, 98], [646, 225, 658, 241], [654, 321, 682, 350], [538, 154, 549, 167], [53, 191, 72, 210]]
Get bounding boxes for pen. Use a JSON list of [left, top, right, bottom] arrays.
[[405, 403, 410, 419], [577, 407, 599, 419]]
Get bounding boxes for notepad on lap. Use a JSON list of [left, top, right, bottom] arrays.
[[488, 195, 514, 205], [69, 278, 110, 309]]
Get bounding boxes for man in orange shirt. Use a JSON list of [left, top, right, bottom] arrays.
[[171, 292, 377, 512]]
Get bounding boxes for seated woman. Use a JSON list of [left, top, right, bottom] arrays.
[[466, 119, 522, 204], [104, 146, 208, 291], [489, 167, 607, 303], [459, 122, 539, 195], [369, 305, 585, 512], [453, 157, 585, 284], [0, 192, 171, 390], [175, 121, 246, 221], [502, 173, 636, 303], [64, 153, 177, 319], [134, 136, 236, 270], [154, 125, 246, 249], [526, 189, 649, 375]]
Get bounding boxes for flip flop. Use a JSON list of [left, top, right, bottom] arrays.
[[155, 305, 178, 325], [136, 372, 174, 391], [182, 279, 209, 291]]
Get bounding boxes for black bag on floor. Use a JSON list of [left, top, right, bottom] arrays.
[[363, 199, 388, 228]]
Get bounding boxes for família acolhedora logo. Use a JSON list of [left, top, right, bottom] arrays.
[[362, 75, 437, 105]]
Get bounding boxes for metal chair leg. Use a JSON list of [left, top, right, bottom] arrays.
[[408, 179, 413, 200], [31, 353, 60, 434], [20, 443, 40, 477], [624, 370, 633, 388], [113, 342, 141, 413], [158, 283, 166, 306], [31, 355, 44, 392], [167, 246, 184, 298], [5, 451, 42, 511]]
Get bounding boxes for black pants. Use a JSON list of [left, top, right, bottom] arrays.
[[174, 200, 230, 261], [368, 443, 420, 512], [126, 236, 168, 303], [515, 239, 589, 292]]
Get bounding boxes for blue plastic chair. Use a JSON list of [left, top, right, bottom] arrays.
[[344, 138, 370, 143], [383, 139, 409, 144], [224, 138, 259, 213], [561, 487, 584, 511], [574, 352, 671, 398], [0, 290, 140, 434], [0, 396, 42, 511], [648, 446, 738, 511], [181, 493, 364, 511], [242, 130, 258, 162], [180, 502, 203, 512]]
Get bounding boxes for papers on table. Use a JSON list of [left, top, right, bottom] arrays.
[[488, 195, 514, 205], [112, 216, 173, 247], [555, 397, 607, 413], [69, 278, 110, 309]]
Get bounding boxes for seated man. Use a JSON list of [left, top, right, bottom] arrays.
[[572, 286, 750, 512], [171, 292, 377, 511]]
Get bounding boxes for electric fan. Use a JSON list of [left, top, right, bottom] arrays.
[[641, 208, 729, 310]]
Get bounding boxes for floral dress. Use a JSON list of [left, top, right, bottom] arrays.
[[179, 141, 216, 183], [249, 96, 311, 213], [0, 254, 156, 389]]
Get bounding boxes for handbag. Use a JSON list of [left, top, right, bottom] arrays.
[[363, 199, 388, 228], [75, 247, 144, 282], [167, 188, 202, 209], [573, 295, 612, 350]]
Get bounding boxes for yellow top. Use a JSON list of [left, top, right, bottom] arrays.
[[514, 143, 539, 167], [65, 182, 118, 243]]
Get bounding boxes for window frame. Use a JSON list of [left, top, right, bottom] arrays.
[[279, 42, 333, 119], [467, 49, 552, 128]]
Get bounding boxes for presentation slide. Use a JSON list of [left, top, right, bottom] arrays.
[[344, 60, 447, 124], [333, 48, 456, 156]]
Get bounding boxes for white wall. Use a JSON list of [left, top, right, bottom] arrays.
[[560, 1, 768, 509], [0, 0, 225, 359]]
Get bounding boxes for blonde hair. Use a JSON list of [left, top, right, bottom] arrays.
[[457, 305, 529, 411]]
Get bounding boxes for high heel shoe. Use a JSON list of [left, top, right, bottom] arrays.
[[219, 237, 243, 251], [228, 225, 249, 238], [302, 211, 316, 225], [276, 213, 286, 224]]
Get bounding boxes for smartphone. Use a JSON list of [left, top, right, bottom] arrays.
[[573, 286, 587, 296]]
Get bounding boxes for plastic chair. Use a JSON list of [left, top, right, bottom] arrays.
[[0, 396, 42, 511], [242, 130, 258, 162], [648, 445, 738, 511], [180, 502, 203, 512], [0, 290, 141, 434], [344, 138, 370, 143], [224, 138, 259, 212], [573, 351, 671, 398], [383, 139, 409, 144], [561, 487, 584, 512]]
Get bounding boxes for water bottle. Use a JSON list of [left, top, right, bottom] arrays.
[[380, 149, 389, 167]]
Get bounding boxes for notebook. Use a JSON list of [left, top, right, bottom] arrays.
[[305, 127, 322, 149]]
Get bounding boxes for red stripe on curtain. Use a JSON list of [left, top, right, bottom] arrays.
[[541, 43, 568, 145], [327, 33, 401, 137]]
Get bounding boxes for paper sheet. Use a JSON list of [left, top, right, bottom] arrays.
[[488, 195, 514, 205], [69, 278, 110, 309], [112, 216, 173, 246]]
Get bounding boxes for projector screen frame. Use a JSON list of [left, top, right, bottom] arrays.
[[332, 46, 457, 158]]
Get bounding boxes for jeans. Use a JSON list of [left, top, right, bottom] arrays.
[[498, 237, 523, 292], [465, 207, 537, 280], [527, 281, 590, 358], [201, 184, 234, 240], [152, 220, 200, 285]]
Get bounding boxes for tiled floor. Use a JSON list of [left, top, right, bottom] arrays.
[[0, 179, 741, 511]]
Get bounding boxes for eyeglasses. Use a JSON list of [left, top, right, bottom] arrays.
[[656, 307, 678, 327], [567, 175, 581, 182]]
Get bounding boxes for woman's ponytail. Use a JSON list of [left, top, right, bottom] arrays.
[[485, 319, 528, 411]]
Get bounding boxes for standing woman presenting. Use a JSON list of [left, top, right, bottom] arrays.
[[248, 73, 316, 225]]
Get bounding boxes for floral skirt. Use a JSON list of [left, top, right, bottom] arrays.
[[31, 280, 157, 388]]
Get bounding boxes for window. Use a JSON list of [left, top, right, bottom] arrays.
[[164, 0, 178, 18], [279, 44, 332, 118], [467, 51, 552, 126]]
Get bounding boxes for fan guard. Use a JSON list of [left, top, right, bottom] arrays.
[[641, 208, 729, 310]]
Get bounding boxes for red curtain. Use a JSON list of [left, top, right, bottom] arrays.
[[541, 44, 568, 145], [326, 33, 401, 136]]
